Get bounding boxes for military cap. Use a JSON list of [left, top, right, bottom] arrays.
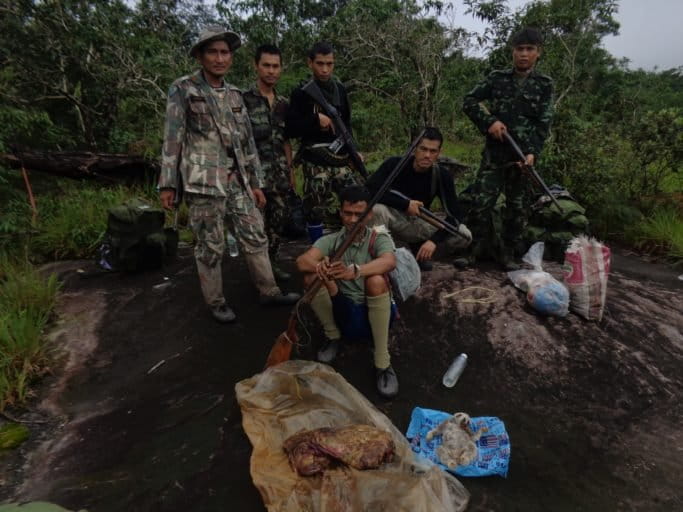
[[190, 25, 241, 57], [510, 27, 544, 46]]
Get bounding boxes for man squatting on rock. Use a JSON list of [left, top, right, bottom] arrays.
[[367, 127, 472, 271], [296, 186, 400, 399], [242, 44, 295, 282], [461, 27, 554, 270], [285, 41, 361, 241], [159, 26, 300, 324]]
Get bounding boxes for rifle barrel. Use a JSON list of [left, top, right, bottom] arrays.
[[388, 189, 468, 241], [502, 132, 564, 214]]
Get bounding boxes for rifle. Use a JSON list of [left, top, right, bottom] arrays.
[[264, 130, 426, 369], [503, 132, 564, 214], [301, 80, 368, 179], [388, 189, 469, 242]]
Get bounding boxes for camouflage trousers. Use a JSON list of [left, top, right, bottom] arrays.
[[466, 161, 527, 255], [371, 204, 470, 255], [263, 187, 289, 260], [185, 184, 280, 306], [301, 162, 361, 227]]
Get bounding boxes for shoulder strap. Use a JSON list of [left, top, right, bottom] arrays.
[[368, 229, 378, 258]]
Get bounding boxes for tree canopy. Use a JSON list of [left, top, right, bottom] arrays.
[[1, 0, 681, 204]]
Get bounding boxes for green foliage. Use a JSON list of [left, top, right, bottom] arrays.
[[0, 422, 30, 449], [0, 258, 60, 411], [0, 179, 158, 262], [631, 206, 683, 264], [624, 108, 683, 198]]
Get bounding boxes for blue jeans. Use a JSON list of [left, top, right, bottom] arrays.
[[330, 292, 398, 340]]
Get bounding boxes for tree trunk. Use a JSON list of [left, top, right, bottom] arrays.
[[1, 150, 159, 183]]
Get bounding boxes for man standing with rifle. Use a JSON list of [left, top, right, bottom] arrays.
[[461, 27, 554, 270], [367, 127, 472, 271], [286, 41, 362, 241], [159, 27, 299, 324]]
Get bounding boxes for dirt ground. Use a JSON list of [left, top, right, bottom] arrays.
[[1, 240, 682, 511]]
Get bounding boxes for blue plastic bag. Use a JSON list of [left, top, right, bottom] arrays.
[[405, 407, 510, 478]]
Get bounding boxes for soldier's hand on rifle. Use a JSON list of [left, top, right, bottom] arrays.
[[416, 240, 436, 261], [328, 261, 355, 281], [317, 113, 335, 133], [488, 120, 508, 142], [516, 154, 535, 173], [316, 257, 332, 280], [406, 200, 424, 217], [252, 188, 267, 208], [160, 189, 175, 210]]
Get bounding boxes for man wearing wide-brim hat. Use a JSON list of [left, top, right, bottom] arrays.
[[159, 26, 300, 323]]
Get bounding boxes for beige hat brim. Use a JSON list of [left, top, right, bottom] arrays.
[[190, 31, 241, 57]]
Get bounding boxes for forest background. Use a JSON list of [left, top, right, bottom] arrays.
[[0, 0, 681, 409]]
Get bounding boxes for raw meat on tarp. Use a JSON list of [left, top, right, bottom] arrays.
[[283, 425, 395, 475], [235, 360, 469, 511], [282, 430, 332, 476]]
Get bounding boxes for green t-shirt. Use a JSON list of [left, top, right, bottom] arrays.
[[313, 226, 395, 304]]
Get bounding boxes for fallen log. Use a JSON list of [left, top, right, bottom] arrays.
[[1, 150, 159, 183]]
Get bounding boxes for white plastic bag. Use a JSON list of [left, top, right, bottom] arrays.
[[562, 236, 610, 321], [508, 242, 569, 317], [389, 247, 421, 302]]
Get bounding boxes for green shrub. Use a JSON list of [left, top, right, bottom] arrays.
[[0, 258, 60, 410], [631, 206, 683, 265]]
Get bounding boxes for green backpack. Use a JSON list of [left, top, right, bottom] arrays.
[[100, 198, 177, 272], [524, 187, 589, 262]]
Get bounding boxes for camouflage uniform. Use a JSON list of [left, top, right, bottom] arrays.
[[159, 70, 281, 305], [285, 78, 361, 228], [301, 163, 359, 227], [242, 83, 291, 260], [463, 68, 553, 258]]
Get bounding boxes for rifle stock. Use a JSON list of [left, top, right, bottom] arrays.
[[301, 80, 368, 178]]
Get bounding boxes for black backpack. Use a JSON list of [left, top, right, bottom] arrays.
[[99, 198, 177, 272]]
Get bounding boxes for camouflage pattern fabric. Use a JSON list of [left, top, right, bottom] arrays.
[[524, 191, 589, 262], [463, 68, 553, 254], [302, 162, 360, 227], [371, 204, 470, 254], [263, 188, 289, 258], [186, 183, 279, 305], [159, 70, 264, 198], [243, 84, 291, 258], [468, 163, 528, 249], [186, 194, 229, 306]]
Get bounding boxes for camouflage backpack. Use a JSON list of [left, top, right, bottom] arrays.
[[524, 186, 589, 262], [99, 198, 177, 272]]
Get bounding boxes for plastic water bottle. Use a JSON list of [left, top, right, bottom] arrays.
[[226, 231, 239, 257], [442, 353, 468, 388]]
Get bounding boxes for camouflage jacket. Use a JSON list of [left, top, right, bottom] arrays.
[[463, 68, 553, 164], [159, 70, 264, 197], [242, 83, 290, 192]]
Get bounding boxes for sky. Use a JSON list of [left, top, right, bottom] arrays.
[[452, 0, 683, 71]]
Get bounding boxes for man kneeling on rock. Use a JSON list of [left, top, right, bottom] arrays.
[[296, 186, 399, 398], [367, 127, 472, 271]]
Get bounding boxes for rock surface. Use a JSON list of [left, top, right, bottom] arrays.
[[1, 242, 681, 511]]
